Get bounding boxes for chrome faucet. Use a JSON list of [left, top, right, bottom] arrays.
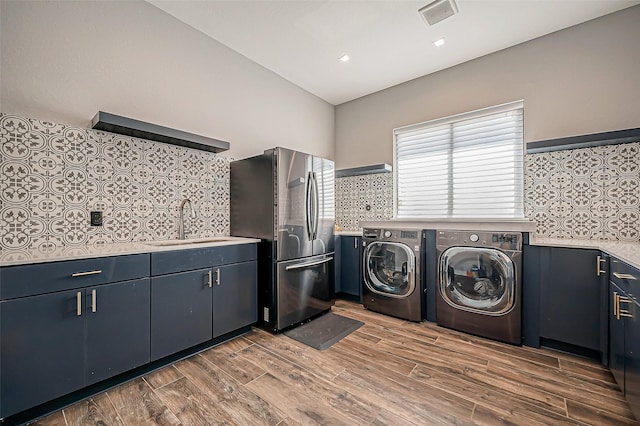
[[179, 198, 197, 240]]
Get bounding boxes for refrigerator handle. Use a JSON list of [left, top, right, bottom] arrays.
[[306, 171, 314, 240], [285, 256, 333, 270], [312, 171, 320, 240]]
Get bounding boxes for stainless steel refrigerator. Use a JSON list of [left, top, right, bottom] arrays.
[[230, 147, 335, 332]]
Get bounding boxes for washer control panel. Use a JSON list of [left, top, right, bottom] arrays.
[[362, 228, 421, 244]]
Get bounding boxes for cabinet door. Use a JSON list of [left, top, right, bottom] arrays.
[[610, 282, 626, 392], [599, 254, 610, 367], [1, 290, 85, 418], [86, 278, 151, 385], [625, 297, 640, 420], [212, 261, 258, 338], [151, 269, 212, 361], [540, 247, 601, 351], [522, 244, 542, 348], [339, 236, 362, 299]]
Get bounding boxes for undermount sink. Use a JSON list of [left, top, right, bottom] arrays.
[[144, 237, 236, 247]]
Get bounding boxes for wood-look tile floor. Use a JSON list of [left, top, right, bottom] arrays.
[[32, 300, 636, 426]]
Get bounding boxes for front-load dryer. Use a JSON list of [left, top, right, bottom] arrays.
[[436, 230, 522, 345], [362, 228, 425, 322]]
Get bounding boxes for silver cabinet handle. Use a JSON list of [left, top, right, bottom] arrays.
[[354, 238, 358, 249], [216, 268, 221, 286], [613, 272, 636, 280], [71, 270, 102, 277], [596, 255, 606, 276], [91, 289, 97, 313], [618, 295, 633, 319], [286, 257, 333, 270], [77, 292, 82, 316], [618, 295, 633, 318], [614, 291, 634, 320], [208, 270, 213, 288]]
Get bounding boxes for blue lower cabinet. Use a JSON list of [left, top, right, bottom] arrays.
[[151, 269, 213, 361], [1, 290, 85, 418], [610, 281, 626, 392], [0, 278, 151, 419], [542, 247, 601, 351], [0, 245, 259, 420], [609, 257, 640, 421], [522, 244, 542, 348], [150, 245, 257, 276], [86, 278, 151, 385], [338, 236, 362, 301], [526, 246, 602, 355], [0, 254, 149, 300], [610, 281, 640, 421], [151, 260, 259, 360], [212, 261, 258, 338], [625, 300, 640, 420]]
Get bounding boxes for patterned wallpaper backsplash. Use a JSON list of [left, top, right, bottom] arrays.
[[0, 113, 230, 251], [335, 173, 393, 231], [2, 112, 638, 251], [525, 142, 639, 241], [335, 143, 640, 242]]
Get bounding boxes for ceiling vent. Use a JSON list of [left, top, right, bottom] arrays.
[[419, 0, 458, 26]]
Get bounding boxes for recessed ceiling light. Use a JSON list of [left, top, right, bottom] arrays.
[[433, 38, 445, 47], [339, 54, 350, 62]]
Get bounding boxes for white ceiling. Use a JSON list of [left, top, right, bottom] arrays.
[[148, 0, 639, 106]]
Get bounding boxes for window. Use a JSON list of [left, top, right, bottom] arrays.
[[394, 101, 524, 218]]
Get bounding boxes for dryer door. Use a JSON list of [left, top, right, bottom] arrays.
[[364, 241, 415, 298], [439, 247, 515, 315]]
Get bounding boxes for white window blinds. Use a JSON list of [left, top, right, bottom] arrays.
[[394, 101, 524, 219]]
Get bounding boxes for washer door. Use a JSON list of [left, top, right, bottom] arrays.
[[439, 247, 515, 315], [364, 241, 415, 298]]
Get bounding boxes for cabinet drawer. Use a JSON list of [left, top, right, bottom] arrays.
[[0, 254, 150, 299], [611, 257, 640, 300], [151, 244, 257, 276]]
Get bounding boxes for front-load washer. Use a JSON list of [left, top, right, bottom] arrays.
[[362, 227, 424, 322], [436, 230, 522, 345]]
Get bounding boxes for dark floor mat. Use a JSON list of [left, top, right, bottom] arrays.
[[283, 312, 364, 350]]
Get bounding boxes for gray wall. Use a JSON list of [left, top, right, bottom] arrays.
[[0, 0, 335, 161], [335, 5, 640, 170]]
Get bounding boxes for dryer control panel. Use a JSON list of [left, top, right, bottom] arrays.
[[363, 228, 379, 239], [436, 230, 522, 251]]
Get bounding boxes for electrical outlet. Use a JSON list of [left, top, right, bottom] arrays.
[[90, 211, 103, 226]]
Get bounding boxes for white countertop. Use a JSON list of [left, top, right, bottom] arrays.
[[0, 236, 261, 267], [530, 237, 640, 270], [340, 222, 640, 270], [3, 233, 639, 271], [359, 219, 537, 233], [335, 230, 363, 237]]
